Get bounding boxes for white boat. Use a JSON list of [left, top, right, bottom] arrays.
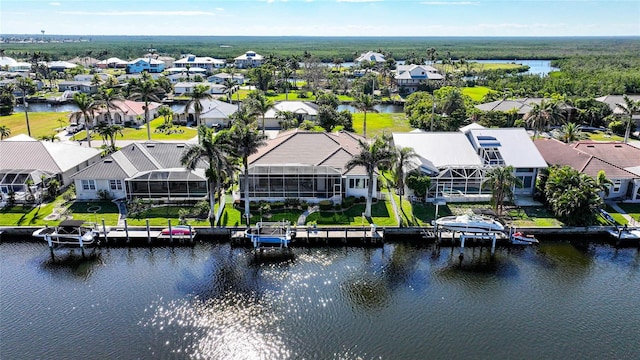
[[244, 221, 293, 248], [435, 214, 504, 233], [510, 231, 539, 245], [606, 228, 640, 241], [32, 220, 99, 247]]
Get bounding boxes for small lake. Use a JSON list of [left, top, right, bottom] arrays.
[[1, 240, 639, 359]]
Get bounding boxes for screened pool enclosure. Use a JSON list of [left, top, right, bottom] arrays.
[[241, 165, 343, 202], [125, 169, 208, 200]]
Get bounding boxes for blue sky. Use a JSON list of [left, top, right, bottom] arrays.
[[1, 0, 639, 37]]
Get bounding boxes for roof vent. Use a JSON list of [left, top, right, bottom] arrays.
[[104, 159, 113, 163], [587, 145, 595, 148], [614, 145, 622, 148], [176, 144, 185, 148], [146, 144, 155, 148]]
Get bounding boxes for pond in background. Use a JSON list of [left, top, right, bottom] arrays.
[[338, 103, 404, 113], [1, 240, 639, 359]]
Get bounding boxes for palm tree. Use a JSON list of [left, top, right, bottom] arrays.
[[595, 170, 613, 198], [246, 91, 273, 135], [128, 77, 165, 140], [346, 136, 395, 218], [181, 126, 235, 226], [71, 92, 100, 147], [354, 93, 377, 138], [16, 77, 35, 137], [555, 122, 587, 143], [228, 110, 267, 225], [157, 106, 174, 128], [39, 134, 58, 142], [615, 95, 640, 143], [0, 124, 11, 140], [183, 84, 213, 130], [482, 166, 522, 215], [95, 123, 123, 153], [95, 87, 124, 126], [392, 146, 418, 220], [222, 77, 237, 106], [523, 100, 565, 139]]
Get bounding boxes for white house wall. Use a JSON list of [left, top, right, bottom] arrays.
[[74, 179, 126, 200]]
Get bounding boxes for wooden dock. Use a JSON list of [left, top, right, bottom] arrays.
[[231, 226, 385, 246]]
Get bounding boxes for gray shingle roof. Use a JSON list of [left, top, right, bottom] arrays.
[[0, 137, 100, 174]]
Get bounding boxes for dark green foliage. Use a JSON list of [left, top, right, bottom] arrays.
[[318, 200, 333, 211], [543, 165, 603, 226], [405, 171, 431, 198]]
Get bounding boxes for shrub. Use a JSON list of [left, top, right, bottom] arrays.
[[342, 196, 356, 208], [97, 189, 112, 201], [271, 201, 285, 210], [249, 201, 260, 210], [318, 200, 333, 211], [193, 200, 209, 218], [285, 198, 301, 208]]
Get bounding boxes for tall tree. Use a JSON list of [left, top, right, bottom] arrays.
[[95, 123, 123, 153], [523, 100, 565, 139], [181, 126, 235, 226], [482, 166, 522, 215], [246, 90, 273, 135], [157, 105, 174, 128], [0, 83, 16, 116], [615, 95, 640, 144], [392, 146, 418, 222], [128, 77, 165, 140], [228, 109, 267, 225], [16, 77, 35, 137], [346, 136, 395, 217], [544, 165, 603, 226], [183, 83, 213, 131], [70, 92, 100, 147], [354, 93, 377, 138], [95, 87, 124, 126]]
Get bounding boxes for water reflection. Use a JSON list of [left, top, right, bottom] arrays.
[[40, 251, 102, 280]]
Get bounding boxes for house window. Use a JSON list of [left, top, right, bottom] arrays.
[[82, 180, 96, 191], [613, 179, 621, 193], [349, 178, 367, 189], [109, 180, 123, 191]]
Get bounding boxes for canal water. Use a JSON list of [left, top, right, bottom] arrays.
[[1, 240, 638, 359]]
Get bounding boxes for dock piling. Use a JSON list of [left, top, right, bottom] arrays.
[[146, 219, 151, 244], [124, 219, 130, 244], [168, 219, 173, 244], [101, 218, 108, 245]]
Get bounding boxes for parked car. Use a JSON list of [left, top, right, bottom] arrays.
[[66, 123, 84, 134]]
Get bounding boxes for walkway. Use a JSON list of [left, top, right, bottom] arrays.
[[297, 205, 319, 226], [113, 199, 128, 227], [606, 201, 638, 227]]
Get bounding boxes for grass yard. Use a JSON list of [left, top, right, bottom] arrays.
[[506, 206, 564, 227], [126, 205, 211, 226], [393, 193, 452, 227], [70, 117, 198, 142], [618, 203, 640, 222], [67, 201, 120, 226], [587, 131, 625, 142], [0, 202, 58, 226], [1, 111, 70, 139], [306, 200, 397, 227], [462, 86, 492, 102], [0, 199, 119, 226], [352, 112, 413, 138]]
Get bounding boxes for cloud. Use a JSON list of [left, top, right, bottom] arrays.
[[421, 1, 479, 5], [57, 10, 216, 16], [337, 0, 383, 3], [49, 2, 61, 5]]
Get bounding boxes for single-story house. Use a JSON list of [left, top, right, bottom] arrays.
[[241, 130, 373, 204], [173, 98, 238, 128], [208, 72, 245, 85], [173, 55, 226, 71], [475, 98, 575, 116], [72, 142, 207, 201], [74, 73, 112, 82], [392, 126, 547, 202], [263, 101, 319, 129], [93, 100, 162, 127], [126, 58, 165, 74], [0, 135, 101, 203], [47, 61, 77, 72], [595, 95, 640, 134], [174, 82, 226, 96], [57, 81, 98, 94], [96, 57, 128, 69], [534, 139, 640, 202], [394, 64, 443, 94], [67, 56, 100, 67], [355, 51, 386, 65], [0, 56, 31, 72], [234, 51, 264, 69], [116, 73, 164, 83]]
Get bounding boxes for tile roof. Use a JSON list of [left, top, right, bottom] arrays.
[[573, 141, 640, 168], [249, 130, 366, 175], [534, 138, 638, 179]]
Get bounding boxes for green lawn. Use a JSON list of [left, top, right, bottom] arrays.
[[462, 86, 492, 102], [352, 112, 413, 138], [0, 199, 119, 226], [71, 117, 198, 142], [618, 203, 640, 222], [126, 205, 211, 226], [587, 131, 625, 142], [306, 200, 397, 227], [393, 193, 452, 227], [1, 111, 70, 139], [506, 206, 564, 227]]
